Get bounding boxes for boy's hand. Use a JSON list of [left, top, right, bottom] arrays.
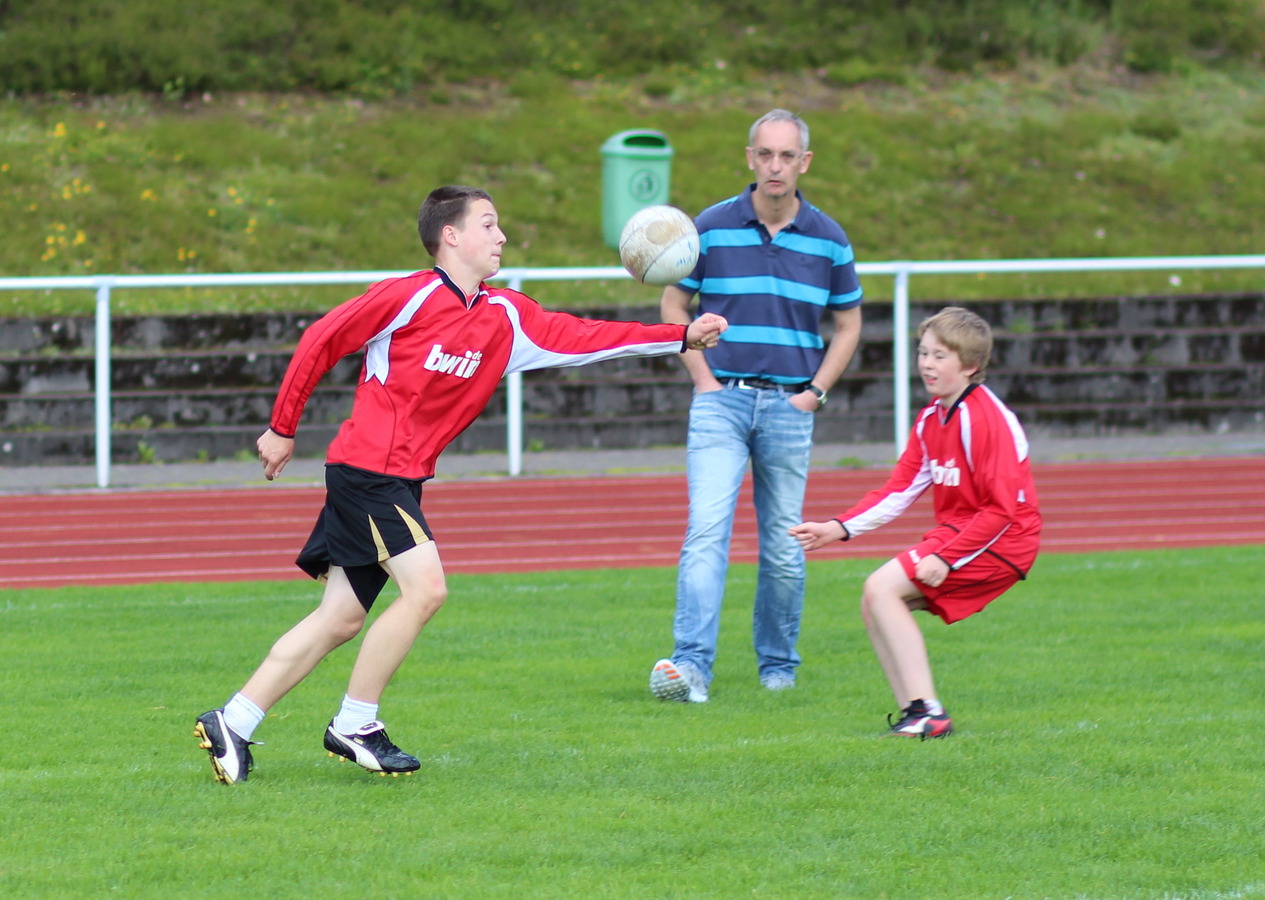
[[788, 520, 846, 551], [685, 313, 727, 350], [257, 428, 295, 481], [915, 555, 950, 588]]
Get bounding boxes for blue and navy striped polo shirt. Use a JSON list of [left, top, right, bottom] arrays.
[[678, 185, 862, 384]]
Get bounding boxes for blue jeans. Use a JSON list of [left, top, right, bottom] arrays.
[[672, 383, 815, 685]]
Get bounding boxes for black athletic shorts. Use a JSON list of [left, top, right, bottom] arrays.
[[295, 464, 434, 610]]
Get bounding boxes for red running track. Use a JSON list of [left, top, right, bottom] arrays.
[[1, 458, 1262, 591]]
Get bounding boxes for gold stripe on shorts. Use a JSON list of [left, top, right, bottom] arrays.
[[368, 515, 390, 562], [395, 505, 430, 544]]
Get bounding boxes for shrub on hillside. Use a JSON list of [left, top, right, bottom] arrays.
[[0, 0, 1259, 96]]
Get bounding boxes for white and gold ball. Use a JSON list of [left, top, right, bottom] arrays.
[[618, 205, 700, 286]]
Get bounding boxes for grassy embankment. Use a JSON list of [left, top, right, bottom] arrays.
[[2, 64, 1264, 317]]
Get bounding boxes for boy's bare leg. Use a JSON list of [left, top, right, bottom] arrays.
[[239, 566, 367, 711], [861, 558, 937, 706], [346, 540, 448, 703]]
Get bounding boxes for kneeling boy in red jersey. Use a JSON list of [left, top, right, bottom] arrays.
[[790, 307, 1041, 738]]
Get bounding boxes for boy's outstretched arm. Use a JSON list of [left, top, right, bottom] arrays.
[[789, 519, 847, 551]]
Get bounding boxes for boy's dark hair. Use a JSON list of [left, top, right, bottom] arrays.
[[417, 185, 493, 257], [919, 307, 993, 384]]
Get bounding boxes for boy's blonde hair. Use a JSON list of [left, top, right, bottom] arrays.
[[918, 307, 993, 384]]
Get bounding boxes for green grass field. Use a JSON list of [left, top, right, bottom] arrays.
[[2, 546, 1262, 899]]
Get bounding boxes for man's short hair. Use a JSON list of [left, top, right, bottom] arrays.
[[749, 108, 810, 151], [919, 307, 993, 384], [417, 185, 493, 256]]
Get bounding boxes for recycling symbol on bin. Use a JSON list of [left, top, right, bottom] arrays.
[[628, 168, 662, 202]]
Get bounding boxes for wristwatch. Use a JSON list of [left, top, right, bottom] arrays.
[[806, 384, 827, 407]]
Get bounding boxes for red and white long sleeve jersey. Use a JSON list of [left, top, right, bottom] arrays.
[[836, 384, 1042, 573], [270, 269, 688, 480]]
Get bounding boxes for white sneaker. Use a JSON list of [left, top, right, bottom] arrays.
[[649, 658, 708, 703], [650, 659, 689, 701], [761, 673, 795, 692]]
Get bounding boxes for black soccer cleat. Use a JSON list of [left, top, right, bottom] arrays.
[[885, 699, 954, 740], [194, 709, 257, 785], [323, 720, 421, 777]]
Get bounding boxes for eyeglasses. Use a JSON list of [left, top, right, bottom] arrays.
[[751, 148, 803, 164]]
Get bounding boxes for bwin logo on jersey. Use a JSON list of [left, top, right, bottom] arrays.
[[931, 458, 961, 487], [424, 344, 482, 378]]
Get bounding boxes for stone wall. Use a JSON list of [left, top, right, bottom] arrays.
[[1, 294, 1262, 466]]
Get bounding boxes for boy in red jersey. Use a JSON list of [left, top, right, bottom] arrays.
[[194, 185, 727, 784], [789, 307, 1040, 739]]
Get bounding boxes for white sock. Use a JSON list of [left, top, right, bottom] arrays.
[[222, 692, 266, 740], [924, 698, 945, 716], [333, 694, 379, 734]]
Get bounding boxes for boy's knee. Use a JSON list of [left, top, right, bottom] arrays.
[[425, 585, 448, 613], [859, 585, 877, 624], [320, 597, 367, 643], [860, 571, 883, 604], [859, 569, 896, 620], [329, 615, 364, 644], [402, 580, 447, 617]]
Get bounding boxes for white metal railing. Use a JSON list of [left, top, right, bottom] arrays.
[[3, 253, 1264, 488]]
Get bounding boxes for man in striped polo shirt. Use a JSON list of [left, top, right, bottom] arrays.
[[651, 109, 863, 704]]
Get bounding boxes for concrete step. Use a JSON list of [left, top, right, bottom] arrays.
[[4, 322, 1261, 393], [991, 363, 1264, 403], [0, 416, 681, 467], [3, 356, 1259, 435], [0, 312, 320, 354], [7, 396, 1260, 469], [0, 386, 353, 430], [1010, 397, 1263, 433], [5, 294, 1263, 354], [0, 349, 364, 394]]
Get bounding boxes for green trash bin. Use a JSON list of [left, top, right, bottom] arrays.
[[600, 129, 674, 249]]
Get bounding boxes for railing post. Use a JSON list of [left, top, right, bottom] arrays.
[[506, 276, 524, 477], [93, 279, 115, 488], [892, 266, 911, 455]]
